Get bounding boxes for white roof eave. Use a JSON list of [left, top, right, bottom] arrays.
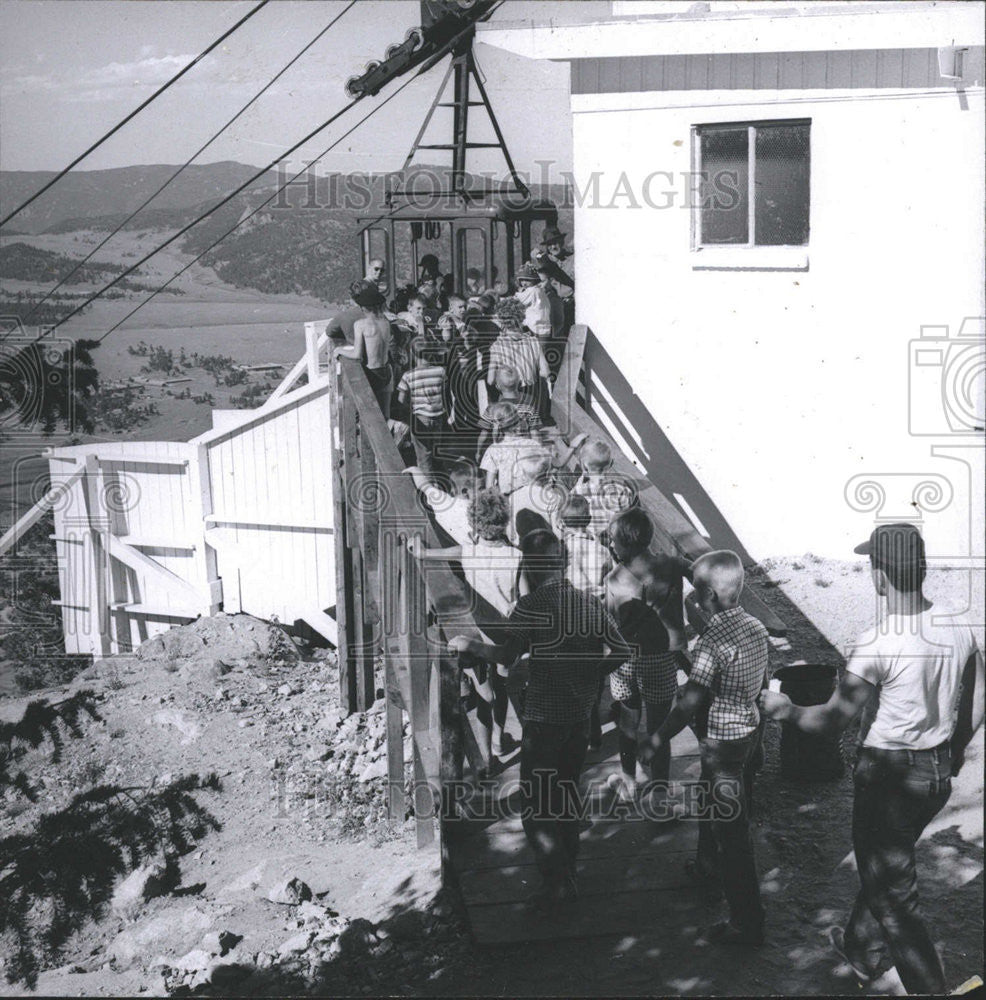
[[477, 5, 986, 61]]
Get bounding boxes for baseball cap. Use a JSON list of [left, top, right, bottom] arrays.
[[853, 522, 926, 571]]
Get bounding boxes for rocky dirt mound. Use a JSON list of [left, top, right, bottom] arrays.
[[1, 613, 462, 997]]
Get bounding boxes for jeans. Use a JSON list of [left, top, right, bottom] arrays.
[[520, 719, 591, 890], [695, 731, 764, 934], [617, 697, 675, 782], [409, 414, 444, 473], [844, 742, 952, 993]]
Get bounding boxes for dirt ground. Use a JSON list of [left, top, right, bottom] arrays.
[[1, 560, 981, 998]]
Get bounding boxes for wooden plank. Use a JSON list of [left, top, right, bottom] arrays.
[[108, 602, 198, 619], [438, 646, 464, 885], [189, 443, 221, 615], [298, 606, 338, 646], [552, 323, 588, 438], [459, 847, 695, 906], [385, 658, 406, 824], [105, 534, 202, 606], [82, 456, 113, 658], [463, 882, 707, 945], [328, 360, 352, 712], [0, 465, 83, 557]]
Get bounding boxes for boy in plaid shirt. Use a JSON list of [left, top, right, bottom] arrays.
[[643, 549, 768, 946], [449, 530, 632, 911], [572, 439, 637, 543]]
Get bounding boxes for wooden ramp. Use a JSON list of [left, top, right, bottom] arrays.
[[449, 710, 716, 945]]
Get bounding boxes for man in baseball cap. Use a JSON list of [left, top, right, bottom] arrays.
[[853, 522, 926, 593], [761, 522, 983, 991]]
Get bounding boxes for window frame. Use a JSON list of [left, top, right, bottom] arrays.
[[692, 117, 811, 253]]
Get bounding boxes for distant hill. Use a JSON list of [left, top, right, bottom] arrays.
[[0, 162, 278, 235], [0, 161, 574, 303]]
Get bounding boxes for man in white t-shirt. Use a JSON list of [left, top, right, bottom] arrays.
[[760, 523, 984, 994]]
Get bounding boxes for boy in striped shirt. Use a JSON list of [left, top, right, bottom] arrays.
[[397, 344, 448, 474]]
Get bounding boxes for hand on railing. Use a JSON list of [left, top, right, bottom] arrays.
[[448, 635, 474, 657]]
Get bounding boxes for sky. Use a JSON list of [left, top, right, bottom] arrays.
[[0, 0, 612, 182]]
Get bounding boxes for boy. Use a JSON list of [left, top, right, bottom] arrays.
[[557, 494, 610, 598], [481, 365, 541, 441], [397, 344, 447, 474], [408, 488, 520, 762], [572, 440, 637, 542], [604, 507, 691, 799], [761, 524, 983, 990], [449, 530, 632, 910], [644, 550, 768, 946]]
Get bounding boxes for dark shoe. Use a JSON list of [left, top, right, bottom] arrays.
[[703, 921, 764, 947], [827, 926, 876, 981]]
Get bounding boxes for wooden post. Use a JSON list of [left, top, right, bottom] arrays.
[[342, 397, 373, 712], [304, 321, 321, 385], [398, 543, 436, 849], [80, 455, 112, 658], [438, 644, 464, 886], [328, 358, 353, 712], [189, 444, 222, 615], [385, 658, 406, 824]]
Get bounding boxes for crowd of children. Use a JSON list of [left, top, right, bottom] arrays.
[[331, 231, 984, 984], [330, 231, 773, 942]]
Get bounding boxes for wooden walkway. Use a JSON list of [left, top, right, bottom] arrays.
[[449, 687, 721, 946]]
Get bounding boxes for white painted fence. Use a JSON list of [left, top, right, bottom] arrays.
[[0, 322, 337, 658]]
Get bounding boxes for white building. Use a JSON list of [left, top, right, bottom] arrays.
[[481, 1, 985, 562]]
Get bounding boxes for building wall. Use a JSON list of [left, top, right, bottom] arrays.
[[568, 50, 985, 559]]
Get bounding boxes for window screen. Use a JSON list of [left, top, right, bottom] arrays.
[[696, 120, 810, 247]]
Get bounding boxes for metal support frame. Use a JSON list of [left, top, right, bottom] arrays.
[[392, 42, 530, 206]]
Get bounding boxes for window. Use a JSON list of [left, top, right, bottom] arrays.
[[694, 120, 810, 248]]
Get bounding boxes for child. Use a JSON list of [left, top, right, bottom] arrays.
[[403, 461, 477, 545], [642, 550, 768, 946], [557, 494, 611, 598], [487, 297, 552, 422], [479, 403, 586, 495], [572, 439, 637, 542], [507, 451, 566, 547], [604, 507, 692, 801], [478, 402, 545, 494], [334, 285, 394, 418], [514, 263, 553, 346], [408, 488, 520, 761], [484, 365, 541, 438], [448, 529, 633, 911], [397, 344, 447, 474]]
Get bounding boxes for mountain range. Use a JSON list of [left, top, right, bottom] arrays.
[[0, 161, 573, 302]]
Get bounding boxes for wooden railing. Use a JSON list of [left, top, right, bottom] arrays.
[[328, 353, 505, 869]]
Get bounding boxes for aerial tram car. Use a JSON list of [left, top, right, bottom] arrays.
[[345, 0, 560, 299]]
